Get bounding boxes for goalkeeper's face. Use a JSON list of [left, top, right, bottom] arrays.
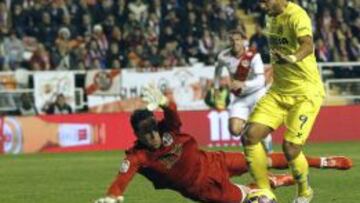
[[136, 118, 162, 149]]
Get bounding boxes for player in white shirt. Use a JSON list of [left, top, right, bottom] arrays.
[[214, 30, 272, 152]]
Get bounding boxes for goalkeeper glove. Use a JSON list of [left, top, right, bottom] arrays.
[[141, 84, 168, 111], [94, 196, 124, 203]]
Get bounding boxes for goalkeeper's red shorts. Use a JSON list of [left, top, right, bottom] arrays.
[[180, 151, 248, 203]]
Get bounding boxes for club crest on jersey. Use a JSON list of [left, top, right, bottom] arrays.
[[162, 133, 174, 147], [119, 159, 130, 173], [241, 59, 250, 68]]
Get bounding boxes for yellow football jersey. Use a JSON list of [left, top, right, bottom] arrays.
[[265, 2, 324, 96]]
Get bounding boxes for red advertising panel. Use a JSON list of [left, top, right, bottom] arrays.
[[1, 105, 360, 154], [181, 105, 360, 145], [1, 113, 136, 154]]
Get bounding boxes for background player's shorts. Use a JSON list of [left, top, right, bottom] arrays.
[[248, 91, 323, 145], [229, 87, 267, 120]]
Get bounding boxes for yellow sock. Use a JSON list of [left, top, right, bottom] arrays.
[[289, 152, 311, 196], [244, 143, 270, 189]]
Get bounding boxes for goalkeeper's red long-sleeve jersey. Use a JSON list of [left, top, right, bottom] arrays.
[[107, 102, 209, 194]]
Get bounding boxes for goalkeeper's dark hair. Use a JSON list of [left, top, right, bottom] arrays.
[[130, 108, 155, 133]]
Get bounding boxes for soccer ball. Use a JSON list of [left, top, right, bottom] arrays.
[[244, 189, 277, 203]]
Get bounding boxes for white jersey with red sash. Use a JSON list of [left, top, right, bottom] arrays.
[[217, 48, 265, 97], [215, 48, 267, 121]]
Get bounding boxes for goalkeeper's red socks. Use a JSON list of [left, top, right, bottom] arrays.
[[268, 153, 353, 170], [319, 156, 353, 170]]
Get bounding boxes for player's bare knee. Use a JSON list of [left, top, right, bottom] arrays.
[[282, 141, 302, 161], [241, 124, 262, 145], [229, 118, 245, 136], [229, 123, 243, 136]]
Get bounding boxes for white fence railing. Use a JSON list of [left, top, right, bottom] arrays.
[[318, 62, 360, 105], [0, 62, 359, 113], [0, 88, 85, 112], [325, 78, 360, 99]]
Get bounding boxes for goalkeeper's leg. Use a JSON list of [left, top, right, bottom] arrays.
[[223, 151, 248, 177], [269, 153, 353, 170]]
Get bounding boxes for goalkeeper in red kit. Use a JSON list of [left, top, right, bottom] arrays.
[[94, 85, 352, 203]]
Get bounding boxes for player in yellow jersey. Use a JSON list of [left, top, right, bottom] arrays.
[[241, 0, 325, 203]]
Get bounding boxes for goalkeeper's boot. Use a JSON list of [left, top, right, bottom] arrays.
[[292, 187, 313, 203], [321, 156, 353, 170], [268, 173, 295, 188]]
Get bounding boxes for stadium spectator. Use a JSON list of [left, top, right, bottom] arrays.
[[106, 42, 121, 69], [250, 23, 270, 63], [184, 11, 203, 38], [111, 59, 121, 69], [315, 38, 331, 62], [78, 13, 93, 37], [87, 38, 105, 68], [42, 93, 73, 115], [182, 34, 200, 65], [29, 43, 51, 71], [128, 0, 148, 22], [108, 26, 127, 67], [0, 2, 10, 31], [159, 25, 178, 49], [92, 25, 108, 57], [51, 41, 77, 70], [146, 45, 162, 68], [146, 12, 161, 36], [60, 14, 79, 39], [3, 31, 24, 70], [0, 35, 6, 70], [127, 44, 145, 68], [216, 28, 230, 51], [113, 0, 128, 26], [198, 30, 218, 65], [36, 12, 57, 49], [16, 93, 38, 116], [160, 41, 185, 68], [11, 4, 29, 37], [348, 37, 360, 62]]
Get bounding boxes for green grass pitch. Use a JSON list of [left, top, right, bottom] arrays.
[[0, 142, 358, 203]]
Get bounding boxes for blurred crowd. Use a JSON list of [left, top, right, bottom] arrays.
[[0, 0, 359, 115], [0, 0, 358, 72], [248, 0, 360, 78], [0, 0, 247, 71]]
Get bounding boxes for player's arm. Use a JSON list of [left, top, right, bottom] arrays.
[[95, 154, 141, 203], [272, 36, 314, 63], [141, 84, 181, 132], [159, 101, 182, 133], [273, 11, 314, 63], [214, 60, 224, 89], [241, 53, 266, 94], [214, 51, 231, 89], [293, 35, 314, 61]]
